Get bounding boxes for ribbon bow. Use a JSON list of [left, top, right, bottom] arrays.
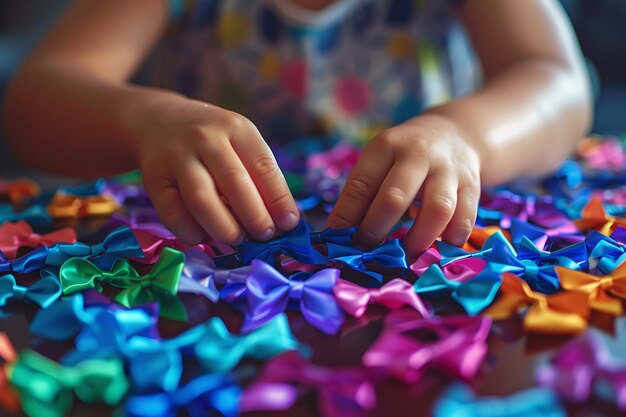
[[328, 239, 408, 283], [8, 350, 128, 417], [433, 384, 566, 417], [242, 351, 376, 417], [0, 204, 51, 230], [536, 331, 626, 411], [413, 265, 501, 316], [222, 260, 344, 334], [178, 249, 250, 302], [0, 221, 76, 259], [309, 226, 356, 246], [574, 196, 626, 235], [363, 312, 491, 384], [0, 275, 61, 310], [238, 220, 327, 266], [125, 373, 241, 417], [114, 247, 187, 321], [479, 190, 569, 229], [555, 262, 626, 316], [0, 178, 40, 203], [485, 273, 589, 334], [46, 193, 118, 219], [517, 237, 587, 269], [437, 231, 514, 267], [0, 248, 48, 274], [59, 257, 140, 295], [334, 278, 429, 318], [509, 218, 549, 250], [585, 230, 626, 274], [45, 226, 144, 268]]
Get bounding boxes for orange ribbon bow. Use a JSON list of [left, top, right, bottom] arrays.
[[573, 196, 626, 236], [485, 273, 589, 335], [46, 194, 118, 219], [556, 262, 626, 316], [0, 179, 40, 204]]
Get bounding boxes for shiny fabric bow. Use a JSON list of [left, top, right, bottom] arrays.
[[242, 351, 376, 417], [536, 331, 626, 410], [516, 237, 587, 268], [0, 274, 61, 310], [413, 265, 501, 316], [410, 247, 485, 282], [46, 193, 118, 219], [59, 257, 140, 295], [0, 178, 40, 203], [328, 239, 408, 283], [585, 230, 626, 274], [309, 226, 356, 246], [238, 220, 327, 266], [479, 190, 570, 229], [556, 262, 626, 316], [433, 384, 566, 417], [0, 333, 19, 414], [179, 249, 250, 302], [125, 373, 241, 417], [485, 273, 589, 334], [437, 231, 514, 267], [334, 278, 428, 318], [0, 249, 48, 274], [0, 221, 76, 259], [130, 225, 220, 264], [8, 350, 128, 417], [114, 247, 187, 321], [363, 312, 491, 384], [222, 260, 344, 334], [574, 196, 626, 235], [0, 204, 51, 230], [45, 226, 144, 268]]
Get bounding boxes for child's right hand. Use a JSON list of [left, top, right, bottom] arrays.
[[128, 93, 300, 245]]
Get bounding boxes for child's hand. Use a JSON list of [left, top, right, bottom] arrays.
[[326, 114, 482, 260], [129, 95, 300, 245]]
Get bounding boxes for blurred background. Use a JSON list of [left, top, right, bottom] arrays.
[[1, 0, 625, 172]]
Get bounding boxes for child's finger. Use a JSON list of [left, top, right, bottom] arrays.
[[178, 158, 244, 245], [200, 139, 275, 241], [441, 182, 480, 247], [230, 130, 300, 232], [355, 160, 428, 248], [326, 142, 393, 231], [403, 170, 458, 260], [143, 174, 206, 245]]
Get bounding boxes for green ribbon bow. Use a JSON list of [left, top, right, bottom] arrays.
[[60, 258, 140, 295], [114, 247, 187, 321], [8, 350, 128, 417]]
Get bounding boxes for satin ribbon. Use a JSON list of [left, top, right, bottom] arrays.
[[45, 226, 144, 269], [125, 373, 241, 417], [103, 182, 151, 207], [59, 257, 140, 295], [536, 331, 626, 410], [114, 247, 187, 321], [479, 190, 570, 229], [46, 193, 118, 219], [58, 178, 107, 196], [363, 312, 491, 384], [516, 236, 587, 269], [485, 273, 589, 335], [0, 274, 61, 310], [328, 239, 408, 283], [556, 262, 626, 316], [222, 260, 344, 334], [438, 231, 514, 267], [0, 221, 76, 259], [238, 220, 327, 266], [0, 178, 40, 203], [410, 247, 485, 283], [0, 332, 19, 414], [579, 136, 626, 171], [0, 248, 48, 274], [0, 204, 51, 230], [179, 249, 250, 302], [585, 230, 626, 274], [8, 350, 128, 417], [574, 196, 626, 235], [309, 226, 356, 246], [413, 265, 501, 316], [484, 238, 561, 294], [433, 384, 566, 417], [242, 351, 376, 417], [334, 278, 429, 318], [509, 218, 549, 250]]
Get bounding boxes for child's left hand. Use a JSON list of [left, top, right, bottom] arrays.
[[326, 114, 482, 261]]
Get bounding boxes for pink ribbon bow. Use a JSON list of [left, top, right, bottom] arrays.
[[333, 278, 429, 318], [0, 221, 77, 259]]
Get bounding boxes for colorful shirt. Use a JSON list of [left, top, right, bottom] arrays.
[[152, 0, 481, 145]]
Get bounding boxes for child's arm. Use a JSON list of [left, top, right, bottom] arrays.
[[3, 0, 300, 245], [327, 0, 592, 260]]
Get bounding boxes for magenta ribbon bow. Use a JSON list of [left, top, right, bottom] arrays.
[[242, 351, 376, 417], [233, 260, 344, 335], [363, 311, 492, 384], [536, 331, 626, 410], [333, 278, 429, 318], [0, 221, 77, 259]]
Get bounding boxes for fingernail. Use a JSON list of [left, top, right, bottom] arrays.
[[232, 234, 245, 246], [258, 228, 275, 241], [278, 212, 299, 231]]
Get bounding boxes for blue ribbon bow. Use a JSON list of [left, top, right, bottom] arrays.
[[517, 237, 588, 270], [309, 226, 356, 246], [0, 248, 49, 274], [438, 231, 514, 267], [0, 274, 61, 310], [585, 230, 626, 274], [328, 239, 408, 284], [0, 203, 52, 230]]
